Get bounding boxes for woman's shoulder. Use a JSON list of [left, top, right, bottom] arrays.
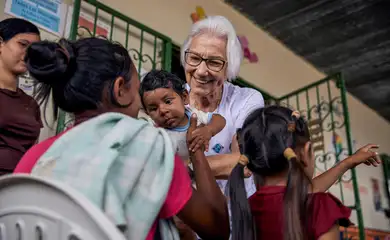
[[221, 82, 265, 122], [223, 82, 264, 105], [224, 81, 262, 96], [0, 88, 37, 104], [310, 192, 349, 210], [17, 88, 41, 108]]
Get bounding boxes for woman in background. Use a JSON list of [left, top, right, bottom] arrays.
[[0, 18, 41, 175]]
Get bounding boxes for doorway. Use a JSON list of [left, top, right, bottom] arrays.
[[171, 44, 186, 84]]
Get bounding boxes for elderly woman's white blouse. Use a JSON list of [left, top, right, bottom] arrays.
[[188, 81, 265, 197]]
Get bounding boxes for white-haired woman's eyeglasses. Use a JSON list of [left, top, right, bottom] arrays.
[[184, 50, 226, 72]]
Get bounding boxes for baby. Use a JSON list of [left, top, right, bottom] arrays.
[[140, 69, 225, 239], [140, 69, 226, 161]]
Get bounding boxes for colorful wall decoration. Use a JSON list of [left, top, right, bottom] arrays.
[[238, 36, 258, 63], [333, 132, 343, 157], [190, 6, 258, 63], [190, 6, 207, 23]]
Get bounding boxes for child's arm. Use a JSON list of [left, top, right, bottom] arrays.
[[183, 114, 230, 239], [312, 144, 380, 193], [312, 160, 351, 193], [207, 114, 226, 136], [188, 113, 226, 152]]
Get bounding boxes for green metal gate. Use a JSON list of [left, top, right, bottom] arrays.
[[381, 154, 390, 216], [276, 73, 365, 239], [56, 0, 173, 133]]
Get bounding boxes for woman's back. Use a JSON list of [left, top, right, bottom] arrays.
[[249, 186, 351, 240]]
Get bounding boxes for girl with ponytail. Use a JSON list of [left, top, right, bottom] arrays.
[[229, 105, 380, 240]]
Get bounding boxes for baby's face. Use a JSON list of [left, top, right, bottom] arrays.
[[142, 88, 188, 129]]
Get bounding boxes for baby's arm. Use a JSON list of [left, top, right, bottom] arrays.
[[206, 114, 226, 137], [188, 113, 226, 152]]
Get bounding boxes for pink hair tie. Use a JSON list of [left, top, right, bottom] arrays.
[[55, 47, 70, 63]]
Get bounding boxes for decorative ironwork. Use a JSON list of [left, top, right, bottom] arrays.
[[315, 148, 352, 183], [77, 26, 109, 40], [309, 96, 345, 132], [76, 25, 161, 74], [129, 48, 157, 71], [285, 96, 345, 132]]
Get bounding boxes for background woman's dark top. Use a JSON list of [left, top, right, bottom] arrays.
[[0, 88, 42, 174]]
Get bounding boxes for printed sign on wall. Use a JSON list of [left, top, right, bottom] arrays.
[[4, 0, 68, 36], [78, 11, 111, 38]]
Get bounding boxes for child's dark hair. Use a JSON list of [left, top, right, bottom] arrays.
[[25, 37, 133, 121], [139, 69, 186, 108], [228, 105, 312, 240]]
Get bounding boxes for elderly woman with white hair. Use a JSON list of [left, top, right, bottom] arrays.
[[181, 16, 380, 240], [181, 16, 263, 196]]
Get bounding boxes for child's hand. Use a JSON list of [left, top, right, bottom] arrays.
[[186, 114, 205, 153], [346, 144, 381, 168], [188, 125, 213, 152]]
